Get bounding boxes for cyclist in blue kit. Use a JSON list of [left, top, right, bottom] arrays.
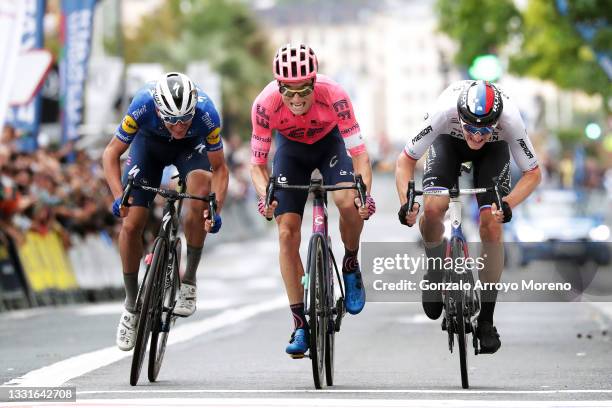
[[103, 72, 229, 351]]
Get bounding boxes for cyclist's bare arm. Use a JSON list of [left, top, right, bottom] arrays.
[[250, 163, 270, 198], [208, 149, 229, 213], [103, 137, 130, 199], [351, 152, 372, 193], [395, 152, 417, 206], [501, 166, 541, 209]]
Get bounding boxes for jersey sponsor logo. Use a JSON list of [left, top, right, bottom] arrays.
[[252, 134, 272, 143], [131, 105, 147, 120], [337, 110, 351, 120], [128, 165, 141, 178], [206, 128, 221, 145], [115, 132, 132, 144], [412, 125, 433, 144], [256, 104, 270, 120], [306, 127, 325, 138], [332, 99, 349, 113], [517, 138, 534, 159], [340, 123, 360, 135], [252, 150, 268, 159], [121, 115, 138, 134], [277, 174, 288, 184], [333, 99, 351, 121], [255, 105, 270, 128], [287, 128, 306, 139], [195, 143, 206, 154], [202, 112, 215, 129], [329, 155, 338, 168], [424, 113, 429, 120]]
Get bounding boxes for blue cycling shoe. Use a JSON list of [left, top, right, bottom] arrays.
[[285, 327, 309, 358], [343, 270, 366, 315]]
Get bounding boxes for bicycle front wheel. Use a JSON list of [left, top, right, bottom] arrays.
[[450, 237, 469, 389], [130, 237, 167, 386], [307, 233, 326, 389], [148, 238, 181, 382]]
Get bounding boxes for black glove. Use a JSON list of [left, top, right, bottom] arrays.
[[398, 202, 420, 227], [501, 201, 512, 223]]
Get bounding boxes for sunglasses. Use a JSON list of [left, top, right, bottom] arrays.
[[278, 84, 314, 98], [460, 118, 495, 136], [160, 112, 195, 125]]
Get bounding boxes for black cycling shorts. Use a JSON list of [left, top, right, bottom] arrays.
[[272, 126, 355, 217], [121, 133, 212, 208], [422, 134, 511, 209]]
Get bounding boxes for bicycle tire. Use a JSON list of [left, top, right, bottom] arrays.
[[450, 237, 469, 389], [307, 234, 326, 389], [148, 238, 181, 381], [325, 248, 335, 386], [129, 237, 167, 386]]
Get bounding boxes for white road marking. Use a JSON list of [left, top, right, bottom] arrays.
[[76, 389, 612, 395], [3, 296, 286, 387], [76, 298, 242, 316], [5, 397, 612, 408]]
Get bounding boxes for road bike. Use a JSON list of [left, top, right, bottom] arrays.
[[265, 175, 367, 389], [406, 163, 504, 389], [120, 175, 216, 386]]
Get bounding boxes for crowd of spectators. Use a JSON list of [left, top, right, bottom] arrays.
[[0, 125, 262, 252], [0, 125, 116, 249]]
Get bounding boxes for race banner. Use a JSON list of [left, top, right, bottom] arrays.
[[5, 0, 46, 151], [59, 0, 96, 144]]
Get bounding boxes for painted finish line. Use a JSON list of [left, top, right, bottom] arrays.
[[6, 398, 612, 408], [78, 389, 612, 395]]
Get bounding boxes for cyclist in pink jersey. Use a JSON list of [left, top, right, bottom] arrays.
[[250, 44, 376, 357]]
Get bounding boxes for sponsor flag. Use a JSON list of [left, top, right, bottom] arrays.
[[5, 0, 46, 152], [59, 0, 96, 144]]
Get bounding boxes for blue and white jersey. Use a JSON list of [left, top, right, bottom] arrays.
[[114, 82, 223, 152]]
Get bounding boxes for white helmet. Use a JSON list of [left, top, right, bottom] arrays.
[[153, 72, 197, 122]]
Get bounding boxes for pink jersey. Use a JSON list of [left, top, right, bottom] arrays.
[[250, 75, 366, 165]]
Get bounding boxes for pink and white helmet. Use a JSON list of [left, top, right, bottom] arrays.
[[273, 43, 318, 83]]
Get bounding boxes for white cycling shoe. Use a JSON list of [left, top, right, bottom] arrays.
[[174, 283, 197, 317], [116, 309, 139, 351]]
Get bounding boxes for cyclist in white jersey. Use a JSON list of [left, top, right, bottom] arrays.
[[395, 80, 541, 353]]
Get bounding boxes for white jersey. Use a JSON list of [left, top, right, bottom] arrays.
[[403, 80, 539, 172]]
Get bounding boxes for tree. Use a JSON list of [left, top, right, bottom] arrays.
[[120, 0, 273, 139], [435, 0, 521, 68], [435, 0, 611, 101]]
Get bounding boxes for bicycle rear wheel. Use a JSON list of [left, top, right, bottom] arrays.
[[307, 234, 326, 389], [129, 237, 167, 386], [148, 238, 181, 382], [456, 299, 469, 389]]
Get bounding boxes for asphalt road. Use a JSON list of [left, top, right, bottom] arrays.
[[1, 174, 611, 407]]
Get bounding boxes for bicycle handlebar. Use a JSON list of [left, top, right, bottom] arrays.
[[264, 174, 368, 221], [406, 177, 504, 209], [121, 176, 217, 224]]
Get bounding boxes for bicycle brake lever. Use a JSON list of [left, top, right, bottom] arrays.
[[120, 176, 134, 208], [407, 180, 415, 213], [265, 176, 275, 221], [355, 174, 366, 208]]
